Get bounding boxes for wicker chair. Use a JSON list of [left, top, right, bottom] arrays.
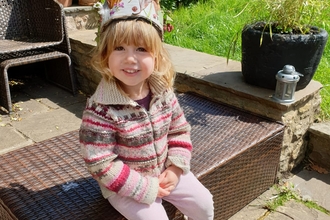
[[0, 0, 76, 113]]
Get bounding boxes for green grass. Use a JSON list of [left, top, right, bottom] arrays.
[[164, 0, 330, 121]]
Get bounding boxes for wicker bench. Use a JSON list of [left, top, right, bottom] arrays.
[[0, 93, 284, 220]]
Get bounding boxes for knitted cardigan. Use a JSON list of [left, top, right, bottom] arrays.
[[79, 75, 192, 205]]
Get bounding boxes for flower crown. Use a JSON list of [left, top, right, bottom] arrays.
[[95, 0, 163, 38]]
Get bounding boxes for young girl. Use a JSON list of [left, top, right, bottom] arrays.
[[79, 0, 214, 219]]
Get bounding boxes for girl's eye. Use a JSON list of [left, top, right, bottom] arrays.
[[137, 47, 147, 52], [114, 46, 124, 51]]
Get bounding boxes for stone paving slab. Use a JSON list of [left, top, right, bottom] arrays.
[[0, 74, 87, 150], [12, 107, 82, 142], [0, 125, 34, 154], [23, 85, 86, 109], [230, 169, 330, 220], [10, 99, 50, 118], [228, 188, 275, 220], [290, 169, 330, 211], [309, 122, 330, 139], [265, 200, 330, 220]]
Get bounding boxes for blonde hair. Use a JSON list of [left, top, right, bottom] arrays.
[[91, 19, 175, 90]]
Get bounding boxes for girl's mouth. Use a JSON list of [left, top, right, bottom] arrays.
[[123, 69, 139, 74]]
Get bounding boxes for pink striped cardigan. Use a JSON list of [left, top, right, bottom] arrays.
[[79, 75, 192, 205]]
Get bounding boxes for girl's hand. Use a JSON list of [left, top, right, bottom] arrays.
[[157, 186, 171, 198], [157, 165, 183, 198]]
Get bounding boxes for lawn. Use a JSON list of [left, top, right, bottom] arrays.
[[164, 0, 330, 121]]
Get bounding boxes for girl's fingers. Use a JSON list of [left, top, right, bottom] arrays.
[[158, 187, 170, 198]]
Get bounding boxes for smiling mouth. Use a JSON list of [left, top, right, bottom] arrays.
[[123, 69, 139, 74]]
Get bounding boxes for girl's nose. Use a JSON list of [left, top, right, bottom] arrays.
[[125, 50, 137, 63]]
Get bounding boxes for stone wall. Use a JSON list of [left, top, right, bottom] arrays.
[[70, 35, 101, 95], [174, 71, 322, 173], [68, 30, 323, 176]]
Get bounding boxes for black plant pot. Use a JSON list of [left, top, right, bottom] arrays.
[[241, 22, 328, 90]]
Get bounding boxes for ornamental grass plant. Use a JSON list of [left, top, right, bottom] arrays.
[[236, 0, 328, 35], [163, 0, 330, 121]]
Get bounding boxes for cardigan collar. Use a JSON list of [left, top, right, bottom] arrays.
[[90, 74, 169, 105]]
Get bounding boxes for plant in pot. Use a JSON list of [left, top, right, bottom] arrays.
[[228, 0, 329, 90]]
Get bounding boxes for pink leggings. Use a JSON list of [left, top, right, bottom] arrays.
[[107, 172, 214, 220]]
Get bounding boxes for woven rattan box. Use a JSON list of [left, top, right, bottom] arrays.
[[0, 93, 284, 220]]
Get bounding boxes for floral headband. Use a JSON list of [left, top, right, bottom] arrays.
[[95, 0, 163, 38]]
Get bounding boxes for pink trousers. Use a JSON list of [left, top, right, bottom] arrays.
[[107, 172, 214, 220]]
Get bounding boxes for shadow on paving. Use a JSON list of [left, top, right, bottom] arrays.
[[0, 63, 87, 119]]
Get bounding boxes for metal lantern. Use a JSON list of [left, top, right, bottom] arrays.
[[272, 65, 303, 103]]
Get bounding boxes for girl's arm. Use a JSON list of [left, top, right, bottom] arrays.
[[79, 107, 158, 205], [165, 92, 193, 174]]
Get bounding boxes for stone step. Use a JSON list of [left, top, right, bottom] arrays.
[[307, 122, 330, 172]]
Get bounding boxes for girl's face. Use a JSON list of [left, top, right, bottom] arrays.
[[108, 43, 155, 93]]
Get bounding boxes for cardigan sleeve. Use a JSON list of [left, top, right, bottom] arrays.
[[79, 105, 158, 205], [165, 92, 193, 174]]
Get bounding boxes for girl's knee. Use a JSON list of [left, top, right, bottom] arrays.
[[185, 189, 214, 220], [201, 191, 214, 217], [194, 189, 214, 219], [198, 186, 214, 207]]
